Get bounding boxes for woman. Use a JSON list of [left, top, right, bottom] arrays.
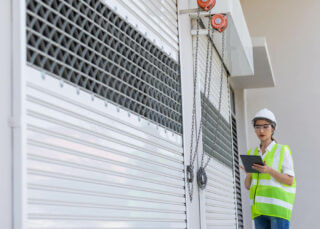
[[243, 108, 296, 229]]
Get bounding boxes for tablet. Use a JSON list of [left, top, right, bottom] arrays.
[[240, 155, 264, 173]]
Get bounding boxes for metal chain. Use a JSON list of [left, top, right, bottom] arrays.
[[187, 12, 216, 199], [187, 9, 201, 201], [200, 26, 214, 168], [195, 23, 214, 190], [203, 31, 226, 169], [189, 9, 200, 167], [191, 14, 213, 167], [187, 12, 226, 199]]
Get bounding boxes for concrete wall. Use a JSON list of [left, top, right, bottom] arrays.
[[240, 0, 320, 228], [0, 0, 12, 228]]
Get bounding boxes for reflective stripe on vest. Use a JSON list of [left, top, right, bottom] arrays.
[[247, 144, 296, 221]]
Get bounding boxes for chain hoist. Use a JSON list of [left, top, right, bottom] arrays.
[[196, 27, 226, 191], [211, 14, 228, 32], [187, 8, 202, 201], [187, 7, 228, 200], [187, 11, 214, 199], [194, 15, 214, 191], [197, 0, 216, 11]]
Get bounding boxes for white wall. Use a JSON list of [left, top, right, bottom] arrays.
[[0, 0, 12, 228], [234, 89, 253, 229], [240, 0, 320, 228]]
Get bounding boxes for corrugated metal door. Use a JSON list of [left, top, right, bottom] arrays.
[[193, 32, 238, 229], [205, 159, 237, 229], [24, 0, 187, 228], [104, 0, 179, 61]]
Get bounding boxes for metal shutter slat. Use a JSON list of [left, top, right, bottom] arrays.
[[25, 67, 187, 228]]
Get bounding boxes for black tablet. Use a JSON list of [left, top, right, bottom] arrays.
[[240, 155, 264, 173]]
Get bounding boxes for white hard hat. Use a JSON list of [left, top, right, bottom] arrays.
[[252, 108, 277, 125]]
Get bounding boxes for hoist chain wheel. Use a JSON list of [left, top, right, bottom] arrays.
[[211, 14, 228, 32], [197, 167, 208, 189], [197, 0, 216, 12], [186, 165, 194, 183]]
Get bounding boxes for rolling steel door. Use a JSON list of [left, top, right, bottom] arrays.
[[103, 0, 179, 62], [24, 0, 187, 228], [193, 34, 238, 228]]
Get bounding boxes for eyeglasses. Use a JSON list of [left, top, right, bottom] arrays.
[[254, 124, 271, 130]]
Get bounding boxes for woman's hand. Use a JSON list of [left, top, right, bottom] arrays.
[[251, 162, 294, 186], [240, 165, 253, 190], [252, 162, 271, 174], [239, 165, 246, 173]]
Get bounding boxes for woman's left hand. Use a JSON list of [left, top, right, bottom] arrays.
[[252, 162, 271, 174]]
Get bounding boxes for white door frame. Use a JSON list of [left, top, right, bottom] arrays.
[[12, 0, 28, 228]]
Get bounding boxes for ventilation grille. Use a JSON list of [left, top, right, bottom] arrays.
[[26, 0, 182, 133], [232, 115, 244, 228], [201, 94, 233, 167]]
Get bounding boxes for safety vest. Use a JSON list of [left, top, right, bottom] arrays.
[[247, 143, 296, 221]]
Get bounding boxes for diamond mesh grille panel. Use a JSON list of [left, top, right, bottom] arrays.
[[201, 94, 233, 167], [26, 0, 182, 133]]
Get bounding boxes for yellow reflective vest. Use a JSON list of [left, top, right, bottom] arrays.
[[247, 144, 296, 221]]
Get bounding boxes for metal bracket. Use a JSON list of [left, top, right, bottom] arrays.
[[191, 29, 209, 36], [179, 8, 201, 15], [180, 8, 228, 18], [179, 8, 213, 19]]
